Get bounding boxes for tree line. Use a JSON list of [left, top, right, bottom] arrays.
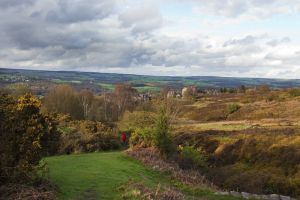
[[43, 84, 139, 121]]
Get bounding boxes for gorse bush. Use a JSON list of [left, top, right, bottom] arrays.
[[118, 111, 156, 132], [59, 131, 120, 154], [58, 120, 120, 154], [129, 127, 155, 147], [119, 111, 156, 148], [0, 93, 60, 183]]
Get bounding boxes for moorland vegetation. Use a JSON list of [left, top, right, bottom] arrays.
[[1, 82, 300, 199]]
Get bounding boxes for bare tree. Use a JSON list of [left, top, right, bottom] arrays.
[[79, 89, 94, 119], [43, 85, 83, 119], [113, 84, 138, 119], [154, 98, 182, 123]]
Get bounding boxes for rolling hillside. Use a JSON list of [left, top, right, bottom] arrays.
[[1, 68, 300, 94]]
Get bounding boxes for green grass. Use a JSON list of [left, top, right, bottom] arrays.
[[45, 152, 168, 200], [98, 82, 160, 92], [97, 83, 114, 91], [52, 79, 81, 84], [194, 123, 250, 131], [45, 151, 241, 200], [133, 86, 161, 92], [176, 122, 251, 132], [189, 101, 212, 108]]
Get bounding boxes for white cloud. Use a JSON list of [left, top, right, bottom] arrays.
[[119, 3, 163, 33], [0, 0, 299, 78], [191, 0, 300, 18]]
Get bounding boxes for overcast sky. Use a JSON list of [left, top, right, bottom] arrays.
[[1, 0, 300, 78]]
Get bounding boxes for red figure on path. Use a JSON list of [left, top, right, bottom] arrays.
[[121, 133, 127, 143]]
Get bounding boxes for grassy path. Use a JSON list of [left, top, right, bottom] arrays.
[[45, 151, 240, 200], [45, 152, 167, 199]]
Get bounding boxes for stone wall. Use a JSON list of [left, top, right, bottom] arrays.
[[215, 191, 297, 200]]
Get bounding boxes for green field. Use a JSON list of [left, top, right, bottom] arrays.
[[97, 83, 115, 91], [133, 86, 161, 92], [3, 68, 300, 90], [45, 152, 240, 200], [52, 79, 82, 84]]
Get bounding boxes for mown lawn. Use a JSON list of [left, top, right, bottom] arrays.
[[45, 152, 165, 199], [45, 152, 241, 200]]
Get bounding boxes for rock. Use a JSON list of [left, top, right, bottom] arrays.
[[218, 191, 229, 195], [252, 194, 262, 199], [261, 195, 269, 200], [269, 194, 280, 200], [230, 191, 241, 197], [280, 195, 290, 200], [241, 192, 252, 199]]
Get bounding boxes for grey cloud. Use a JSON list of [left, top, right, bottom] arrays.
[[192, 0, 298, 18], [210, 0, 248, 17], [45, 0, 115, 23], [0, 0, 35, 8], [266, 37, 291, 46], [119, 4, 162, 33], [0, 0, 299, 78], [3, 21, 50, 49], [223, 35, 257, 47]]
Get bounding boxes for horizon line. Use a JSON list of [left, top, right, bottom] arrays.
[[1, 67, 299, 81]]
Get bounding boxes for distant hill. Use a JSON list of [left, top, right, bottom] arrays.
[[1, 68, 300, 92]]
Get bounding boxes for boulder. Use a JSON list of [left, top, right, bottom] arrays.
[[252, 194, 262, 199], [218, 191, 229, 195], [241, 192, 252, 199], [230, 191, 241, 197], [269, 194, 280, 200], [261, 195, 269, 200], [279, 195, 290, 200]]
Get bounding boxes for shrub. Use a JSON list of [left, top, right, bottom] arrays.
[[227, 103, 241, 114], [79, 120, 98, 133], [177, 145, 207, 169], [59, 131, 121, 154], [118, 111, 156, 132], [128, 131, 142, 147], [58, 120, 121, 154], [129, 127, 155, 147], [258, 85, 270, 93], [289, 88, 300, 97], [265, 92, 284, 102], [154, 106, 175, 155], [0, 93, 60, 182], [266, 94, 278, 102]]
